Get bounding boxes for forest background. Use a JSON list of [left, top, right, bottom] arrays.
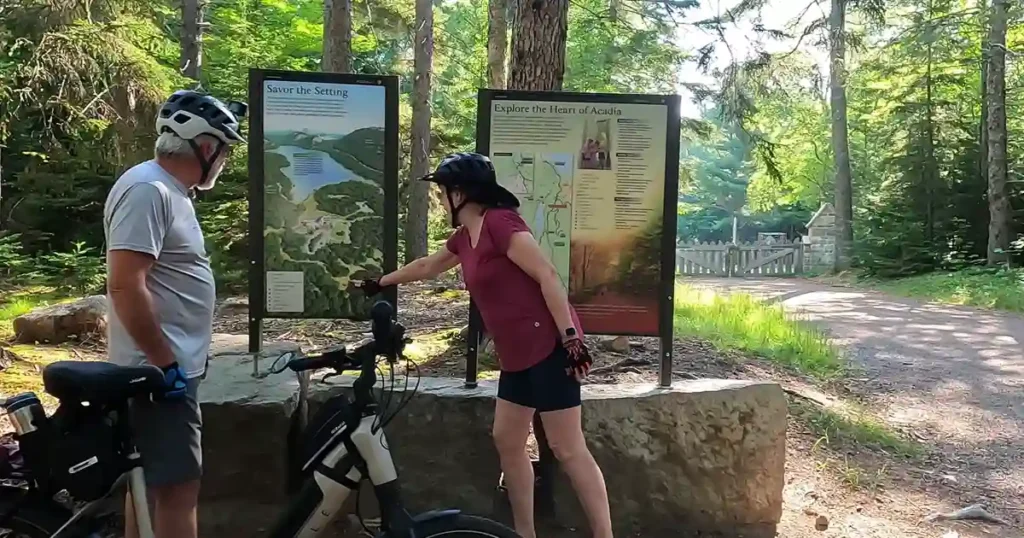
[[0, 0, 1022, 299]]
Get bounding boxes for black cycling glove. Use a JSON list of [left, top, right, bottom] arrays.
[[562, 337, 593, 379], [355, 278, 389, 297]]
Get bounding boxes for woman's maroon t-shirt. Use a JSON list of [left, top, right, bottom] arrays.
[[446, 208, 583, 372]]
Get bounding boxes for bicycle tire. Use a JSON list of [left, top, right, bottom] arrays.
[[0, 496, 69, 538], [399, 514, 521, 538]]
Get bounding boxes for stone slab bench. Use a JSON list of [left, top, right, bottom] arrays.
[[197, 352, 785, 538]]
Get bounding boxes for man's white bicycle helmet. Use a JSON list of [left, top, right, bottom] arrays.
[[155, 90, 247, 186], [156, 90, 247, 144]]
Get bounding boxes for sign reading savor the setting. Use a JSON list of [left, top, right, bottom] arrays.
[[477, 90, 680, 337], [248, 69, 398, 331]]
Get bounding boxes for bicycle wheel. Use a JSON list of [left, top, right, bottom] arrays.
[[0, 497, 69, 538], [405, 514, 521, 538]]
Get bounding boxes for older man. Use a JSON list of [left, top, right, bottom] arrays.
[[102, 90, 246, 538]]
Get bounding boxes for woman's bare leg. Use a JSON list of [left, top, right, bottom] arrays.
[[540, 407, 613, 538], [493, 398, 538, 538]]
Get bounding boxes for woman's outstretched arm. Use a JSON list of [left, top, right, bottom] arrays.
[[379, 247, 460, 287]]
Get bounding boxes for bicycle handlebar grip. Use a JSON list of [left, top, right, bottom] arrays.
[[370, 300, 394, 345], [287, 355, 334, 372]]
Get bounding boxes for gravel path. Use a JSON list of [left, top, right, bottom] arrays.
[[688, 277, 1024, 533]]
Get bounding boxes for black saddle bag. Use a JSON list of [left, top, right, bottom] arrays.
[[48, 404, 127, 502]]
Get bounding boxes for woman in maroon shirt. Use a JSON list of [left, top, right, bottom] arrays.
[[360, 153, 613, 538]]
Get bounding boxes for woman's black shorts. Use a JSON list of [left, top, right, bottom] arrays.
[[497, 343, 581, 412]]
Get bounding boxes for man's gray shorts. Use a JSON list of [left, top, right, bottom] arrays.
[[129, 378, 202, 488]]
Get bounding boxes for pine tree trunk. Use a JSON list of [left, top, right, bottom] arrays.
[[405, 0, 433, 263], [829, 0, 854, 271], [180, 0, 202, 80], [923, 0, 937, 247], [979, 0, 989, 191], [323, 0, 352, 73], [985, 0, 1010, 266], [486, 0, 508, 89], [508, 0, 569, 91], [0, 146, 4, 227], [506, 0, 570, 520]]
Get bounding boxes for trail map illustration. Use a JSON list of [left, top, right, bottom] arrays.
[[261, 81, 387, 319], [492, 152, 573, 287]]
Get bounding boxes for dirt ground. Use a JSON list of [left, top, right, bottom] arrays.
[[686, 277, 1024, 538], [4, 277, 1023, 537], [214, 277, 1024, 538]]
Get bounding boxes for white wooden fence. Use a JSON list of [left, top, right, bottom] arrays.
[[676, 241, 805, 277]]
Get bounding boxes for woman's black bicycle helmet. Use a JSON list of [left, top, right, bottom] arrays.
[[419, 152, 520, 227]]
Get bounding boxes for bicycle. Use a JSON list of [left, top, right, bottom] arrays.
[[0, 300, 521, 538]]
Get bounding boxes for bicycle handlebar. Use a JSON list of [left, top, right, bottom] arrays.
[[270, 300, 407, 381], [286, 354, 338, 373]]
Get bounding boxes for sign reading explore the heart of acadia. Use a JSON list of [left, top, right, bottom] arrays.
[[466, 88, 681, 387], [477, 89, 680, 337]]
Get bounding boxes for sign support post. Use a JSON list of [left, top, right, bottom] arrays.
[[660, 94, 681, 388]]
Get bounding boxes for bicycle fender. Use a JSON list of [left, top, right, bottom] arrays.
[[375, 510, 463, 538], [411, 508, 461, 523]]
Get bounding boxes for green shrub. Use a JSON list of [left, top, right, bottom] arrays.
[[37, 242, 106, 296], [197, 198, 250, 294], [0, 233, 35, 282]]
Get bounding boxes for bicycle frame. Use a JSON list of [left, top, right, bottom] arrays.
[[36, 397, 407, 538], [39, 400, 400, 538], [13, 301, 475, 538], [31, 380, 414, 538], [45, 433, 155, 538], [40, 434, 153, 536]]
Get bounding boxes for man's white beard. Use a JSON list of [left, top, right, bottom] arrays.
[[196, 157, 227, 191]]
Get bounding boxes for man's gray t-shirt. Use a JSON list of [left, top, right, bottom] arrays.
[[103, 160, 215, 379]]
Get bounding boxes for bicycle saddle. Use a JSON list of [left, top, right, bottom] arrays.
[[43, 361, 166, 404]]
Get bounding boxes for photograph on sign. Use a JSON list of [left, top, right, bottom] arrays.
[[486, 97, 670, 335], [261, 79, 387, 319]]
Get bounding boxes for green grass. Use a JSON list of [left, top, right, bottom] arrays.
[[0, 297, 39, 324], [0, 286, 85, 402], [794, 400, 921, 458], [870, 268, 1024, 313], [673, 284, 842, 378], [0, 286, 78, 341], [0, 289, 77, 403], [0, 345, 75, 406]]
